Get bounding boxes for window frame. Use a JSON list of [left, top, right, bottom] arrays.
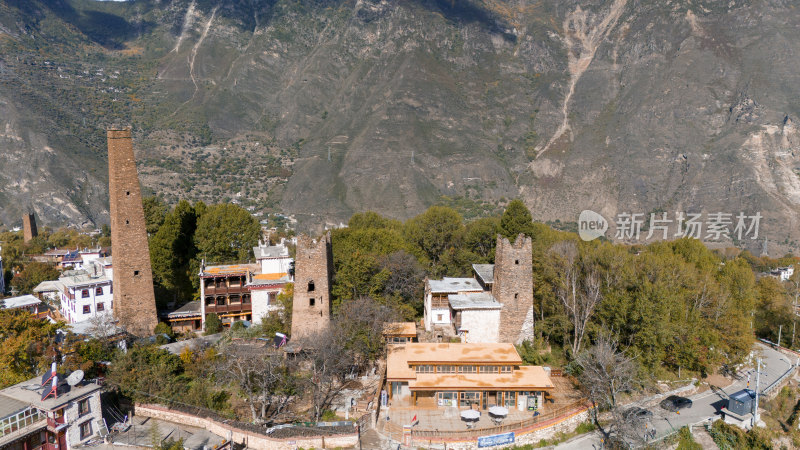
[[79, 420, 92, 440], [78, 398, 90, 417]]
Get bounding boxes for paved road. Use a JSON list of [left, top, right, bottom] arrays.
[[556, 343, 795, 449]]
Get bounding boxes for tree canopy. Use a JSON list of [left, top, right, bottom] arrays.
[[195, 203, 261, 264]]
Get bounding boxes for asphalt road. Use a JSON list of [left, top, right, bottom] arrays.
[[556, 343, 795, 449]]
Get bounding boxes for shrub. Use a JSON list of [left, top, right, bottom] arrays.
[[204, 313, 222, 335]]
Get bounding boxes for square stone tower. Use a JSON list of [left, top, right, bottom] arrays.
[[291, 232, 333, 342], [492, 234, 534, 344], [107, 128, 158, 336], [22, 213, 38, 243]]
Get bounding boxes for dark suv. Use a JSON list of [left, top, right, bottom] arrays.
[[659, 395, 693, 412]]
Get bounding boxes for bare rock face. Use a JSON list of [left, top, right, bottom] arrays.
[[1, 0, 799, 251]]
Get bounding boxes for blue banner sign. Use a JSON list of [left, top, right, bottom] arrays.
[[478, 432, 515, 447]]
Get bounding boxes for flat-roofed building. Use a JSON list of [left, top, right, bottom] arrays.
[[383, 322, 418, 344], [1, 295, 44, 317], [199, 263, 258, 330], [0, 371, 103, 450], [248, 273, 291, 325], [58, 260, 113, 324], [448, 292, 502, 343], [423, 277, 483, 331], [33, 281, 64, 303], [253, 240, 293, 278], [386, 343, 553, 411]]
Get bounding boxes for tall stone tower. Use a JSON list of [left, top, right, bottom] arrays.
[[107, 128, 158, 336], [22, 213, 38, 243], [492, 234, 534, 344], [291, 232, 333, 342]]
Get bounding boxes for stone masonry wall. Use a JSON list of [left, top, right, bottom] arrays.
[[23, 213, 37, 243], [291, 232, 333, 341], [492, 234, 534, 344], [135, 404, 358, 450], [107, 128, 158, 336]]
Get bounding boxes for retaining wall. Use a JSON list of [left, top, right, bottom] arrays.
[[134, 403, 358, 450]]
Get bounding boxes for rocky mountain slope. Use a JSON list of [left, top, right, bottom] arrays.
[[0, 0, 798, 251]]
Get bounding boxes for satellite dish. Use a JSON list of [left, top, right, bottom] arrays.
[[66, 370, 84, 386]]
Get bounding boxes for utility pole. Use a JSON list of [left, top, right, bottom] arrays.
[[752, 358, 761, 428], [778, 325, 783, 348]]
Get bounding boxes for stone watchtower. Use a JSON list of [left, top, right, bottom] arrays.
[[107, 128, 158, 336], [22, 213, 38, 243], [492, 234, 534, 344], [290, 232, 333, 341]]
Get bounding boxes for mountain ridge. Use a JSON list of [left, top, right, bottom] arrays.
[[0, 0, 798, 252]]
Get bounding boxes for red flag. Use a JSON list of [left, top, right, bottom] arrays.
[[412, 414, 417, 423]]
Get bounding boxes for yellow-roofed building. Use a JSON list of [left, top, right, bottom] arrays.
[[386, 343, 553, 412]]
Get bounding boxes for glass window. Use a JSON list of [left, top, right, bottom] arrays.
[[459, 366, 477, 373], [459, 392, 481, 407], [437, 365, 456, 374], [479, 366, 497, 374], [78, 398, 90, 416], [82, 305, 91, 314], [437, 391, 457, 407], [79, 420, 92, 439], [95, 287, 103, 296], [96, 303, 104, 312], [242, 294, 251, 304], [415, 365, 434, 373], [81, 289, 89, 298], [500, 366, 513, 373]]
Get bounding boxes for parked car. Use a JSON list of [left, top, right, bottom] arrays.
[[622, 406, 653, 421], [660, 395, 693, 412]]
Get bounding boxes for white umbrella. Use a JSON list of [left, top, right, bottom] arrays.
[[488, 406, 509, 417], [460, 410, 481, 420]]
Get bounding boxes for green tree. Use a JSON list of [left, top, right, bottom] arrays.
[[499, 199, 534, 239], [149, 200, 198, 304], [194, 204, 260, 263], [464, 216, 500, 260], [348, 211, 401, 230], [204, 313, 222, 335], [10, 262, 60, 294], [403, 206, 464, 276], [142, 196, 168, 236], [0, 310, 64, 388]]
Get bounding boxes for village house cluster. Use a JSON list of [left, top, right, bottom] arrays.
[[0, 129, 561, 448]]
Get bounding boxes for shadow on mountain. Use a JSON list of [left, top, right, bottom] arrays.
[[187, 0, 515, 41], [413, 0, 516, 41], [8, 0, 154, 50]]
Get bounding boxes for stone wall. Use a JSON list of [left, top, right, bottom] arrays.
[[22, 213, 37, 243], [291, 232, 333, 341], [64, 391, 103, 448], [134, 403, 358, 450], [107, 128, 158, 337], [492, 234, 534, 344], [461, 309, 500, 343]]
